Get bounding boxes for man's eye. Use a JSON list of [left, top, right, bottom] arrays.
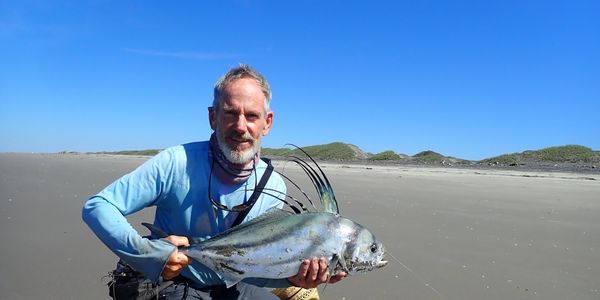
[[224, 112, 237, 119]]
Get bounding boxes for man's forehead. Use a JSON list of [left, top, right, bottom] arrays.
[[221, 102, 237, 110], [220, 101, 262, 113]]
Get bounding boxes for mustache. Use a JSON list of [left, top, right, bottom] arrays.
[[226, 132, 256, 143]]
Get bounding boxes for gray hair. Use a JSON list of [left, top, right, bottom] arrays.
[[213, 64, 272, 114]]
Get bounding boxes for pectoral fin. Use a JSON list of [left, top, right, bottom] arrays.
[[336, 253, 350, 273], [329, 254, 339, 277]]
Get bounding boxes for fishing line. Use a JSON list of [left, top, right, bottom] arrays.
[[387, 252, 448, 300]]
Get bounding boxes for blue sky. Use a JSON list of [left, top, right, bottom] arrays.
[[1, 1, 598, 160]]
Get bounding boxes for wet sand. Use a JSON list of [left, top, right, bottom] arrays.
[[1, 153, 599, 299]]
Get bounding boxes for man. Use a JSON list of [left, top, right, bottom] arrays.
[[82, 65, 344, 299]]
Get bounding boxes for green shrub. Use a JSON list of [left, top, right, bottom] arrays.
[[262, 142, 358, 160], [481, 154, 519, 165], [523, 145, 594, 162], [369, 150, 401, 160]]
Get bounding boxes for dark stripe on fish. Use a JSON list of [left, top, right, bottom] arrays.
[[219, 263, 245, 275], [214, 215, 319, 249]]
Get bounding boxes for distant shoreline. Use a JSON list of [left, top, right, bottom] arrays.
[[309, 158, 600, 177], [3, 152, 598, 178], [37, 143, 598, 175], [269, 159, 600, 181]]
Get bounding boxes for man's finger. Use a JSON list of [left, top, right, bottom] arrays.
[[171, 252, 190, 265], [287, 260, 309, 287], [162, 270, 176, 280], [165, 235, 190, 247], [164, 264, 179, 272], [309, 258, 319, 282], [317, 257, 328, 282], [161, 247, 192, 280], [298, 259, 310, 278], [178, 253, 191, 266], [329, 272, 346, 284]]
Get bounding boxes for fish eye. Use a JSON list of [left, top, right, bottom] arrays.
[[370, 243, 378, 253]]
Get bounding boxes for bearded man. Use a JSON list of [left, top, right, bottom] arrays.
[[82, 65, 344, 300]]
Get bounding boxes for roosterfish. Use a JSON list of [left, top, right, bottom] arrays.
[[144, 147, 388, 288]]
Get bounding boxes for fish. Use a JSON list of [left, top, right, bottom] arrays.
[[144, 145, 387, 288], [145, 209, 387, 287]]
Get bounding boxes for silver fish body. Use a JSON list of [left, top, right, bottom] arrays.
[[180, 209, 387, 287]]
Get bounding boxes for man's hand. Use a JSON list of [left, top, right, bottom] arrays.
[[287, 257, 346, 288], [161, 235, 191, 280]]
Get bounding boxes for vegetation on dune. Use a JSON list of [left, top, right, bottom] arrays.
[[263, 142, 360, 160], [89, 149, 161, 156], [369, 150, 402, 161], [481, 145, 599, 164], [79, 144, 598, 170], [265, 144, 405, 161], [480, 153, 520, 165], [300, 142, 360, 160], [260, 147, 292, 157], [522, 145, 597, 163], [412, 150, 445, 163]]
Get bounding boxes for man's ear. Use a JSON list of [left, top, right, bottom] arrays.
[[262, 111, 274, 136], [208, 106, 216, 131]]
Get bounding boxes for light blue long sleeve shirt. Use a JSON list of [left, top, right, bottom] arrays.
[[82, 141, 287, 287]]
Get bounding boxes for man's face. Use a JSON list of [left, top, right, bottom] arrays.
[[209, 78, 273, 164]]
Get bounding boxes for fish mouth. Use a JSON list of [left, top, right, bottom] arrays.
[[377, 249, 388, 268], [376, 260, 388, 268]]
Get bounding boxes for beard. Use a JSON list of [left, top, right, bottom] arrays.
[[215, 127, 262, 165]]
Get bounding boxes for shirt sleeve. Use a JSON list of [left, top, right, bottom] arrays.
[[81, 150, 177, 282]]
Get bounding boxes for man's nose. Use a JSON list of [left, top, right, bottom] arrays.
[[233, 115, 247, 133]]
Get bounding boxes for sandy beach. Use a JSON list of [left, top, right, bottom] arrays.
[[1, 153, 599, 300]]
